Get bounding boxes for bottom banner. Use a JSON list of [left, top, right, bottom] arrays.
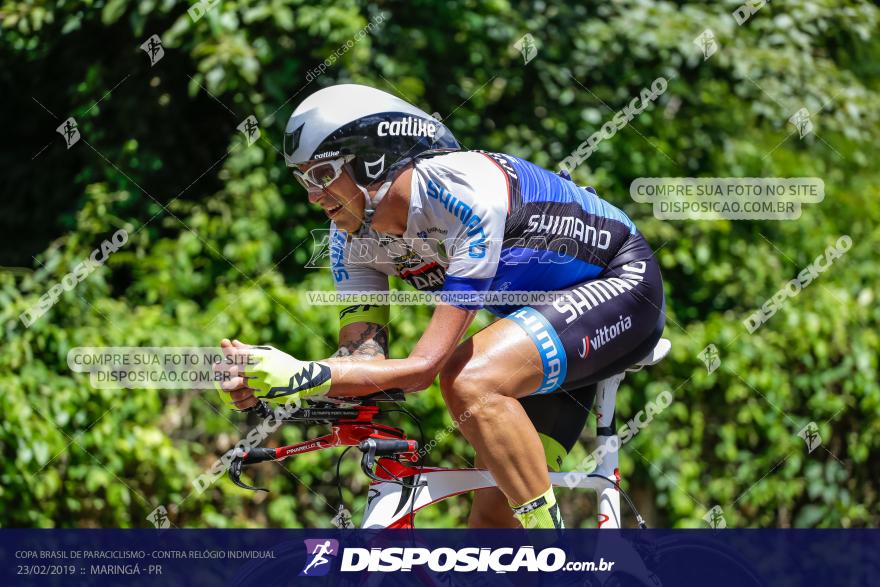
[[2, 529, 878, 586]]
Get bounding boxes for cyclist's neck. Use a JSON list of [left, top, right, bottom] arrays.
[[370, 166, 412, 236]]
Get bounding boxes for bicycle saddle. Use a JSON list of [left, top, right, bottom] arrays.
[[627, 338, 671, 372]]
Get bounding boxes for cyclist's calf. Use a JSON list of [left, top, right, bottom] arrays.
[[437, 330, 553, 506]]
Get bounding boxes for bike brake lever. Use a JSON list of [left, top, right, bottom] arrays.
[[229, 454, 269, 492], [359, 444, 386, 483], [242, 400, 272, 418]]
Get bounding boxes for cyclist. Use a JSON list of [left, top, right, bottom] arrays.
[[218, 84, 665, 531]]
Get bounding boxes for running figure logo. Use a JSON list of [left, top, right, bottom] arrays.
[[56, 117, 80, 149], [237, 115, 261, 146], [789, 108, 813, 139], [300, 539, 339, 577], [139, 34, 165, 66], [693, 29, 718, 60], [514, 33, 538, 64]]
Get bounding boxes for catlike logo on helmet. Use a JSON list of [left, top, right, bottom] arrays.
[[377, 117, 437, 138]]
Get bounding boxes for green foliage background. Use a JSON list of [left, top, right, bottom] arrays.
[[1, 0, 878, 528]]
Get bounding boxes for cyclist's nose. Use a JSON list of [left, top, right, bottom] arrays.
[[307, 190, 323, 205]]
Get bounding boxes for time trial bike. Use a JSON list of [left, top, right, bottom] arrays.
[[229, 339, 673, 530]]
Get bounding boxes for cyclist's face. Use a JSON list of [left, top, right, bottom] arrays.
[[298, 161, 365, 232]]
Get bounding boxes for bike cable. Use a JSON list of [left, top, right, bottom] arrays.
[[335, 445, 354, 508], [385, 406, 428, 524], [586, 474, 648, 528]]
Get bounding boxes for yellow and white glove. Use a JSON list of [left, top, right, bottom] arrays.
[[242, 346, 332, 401]]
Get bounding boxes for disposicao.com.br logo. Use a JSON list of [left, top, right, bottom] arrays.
[[340, 546, 613, 573], [299, 541, 615, 575]]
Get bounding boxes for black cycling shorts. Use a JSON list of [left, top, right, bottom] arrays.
[[502, 231, 665, 468]]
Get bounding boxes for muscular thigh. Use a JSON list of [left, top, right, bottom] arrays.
[[443, 317, 547, 401], [449, 322, 597, 472]]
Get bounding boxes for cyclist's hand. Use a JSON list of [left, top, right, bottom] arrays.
[[213, 339, 258, 410], [242, 345, 332, 402]]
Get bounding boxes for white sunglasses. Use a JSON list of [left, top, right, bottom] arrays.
[[292, 155, 355, 191]]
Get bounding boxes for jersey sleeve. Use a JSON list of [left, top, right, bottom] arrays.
[[330, 224, 391, 327], [412, 154, 508, 310]]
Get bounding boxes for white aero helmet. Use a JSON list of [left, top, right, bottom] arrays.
[[283, 84, 460, 186]]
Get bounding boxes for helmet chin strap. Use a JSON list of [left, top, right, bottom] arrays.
[[353, 165, 398, 233], [351, 180, 391, 235], [358, 179, 392, 214]]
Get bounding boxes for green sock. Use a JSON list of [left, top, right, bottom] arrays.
[[511, 486, 564, 530]]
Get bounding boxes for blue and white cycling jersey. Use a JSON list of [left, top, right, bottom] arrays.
[[331, 150, 638, 314]]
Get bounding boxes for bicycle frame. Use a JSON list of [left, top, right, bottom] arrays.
[[359, 371, 630, 529], [229, 339, 671, 529]]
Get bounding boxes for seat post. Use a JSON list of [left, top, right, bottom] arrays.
[[594, 373, 624, 528]]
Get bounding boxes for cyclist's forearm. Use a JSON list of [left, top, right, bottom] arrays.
[[322, 305, 473, 396], [330, 322, 388, 362], [324, 356, 435, 395]]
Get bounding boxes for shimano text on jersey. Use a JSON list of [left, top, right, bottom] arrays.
[[524, 214, 612, 250], [426, 180, 488, 258]]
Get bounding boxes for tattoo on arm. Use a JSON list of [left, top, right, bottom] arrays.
[[334, 323, 388, 361]]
